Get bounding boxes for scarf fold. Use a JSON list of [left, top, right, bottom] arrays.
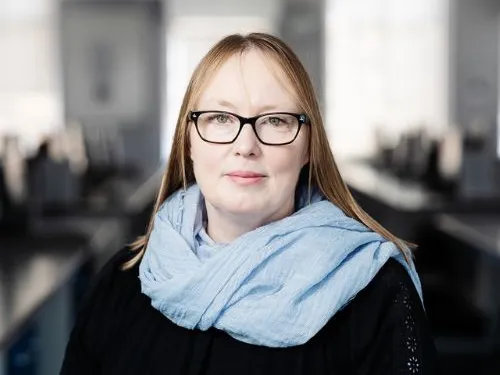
[[139, 184, 422, 347]]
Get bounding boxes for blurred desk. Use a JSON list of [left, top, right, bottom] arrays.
[[435, 214, 500, 260], [0, 164, 162, 347], [39, 165, 164, 246], [42, 166, 163, 216], [339, 159, 500, 240], [338, 160, 445, 241], [432, 213, 500, 358], [0, 218, 123, 375], [0, 232, 87, 349], [0, 164, 162, 374], [339, 160, 444, 212], [433, 213, 500, 318]]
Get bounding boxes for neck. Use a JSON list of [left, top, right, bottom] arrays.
[[204, 199, 295, 243]]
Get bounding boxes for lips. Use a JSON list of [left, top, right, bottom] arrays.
[[227, 171, 266, 178], [226, 171, 267, 185]]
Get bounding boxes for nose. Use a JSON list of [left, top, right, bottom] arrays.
[[232, 123, 261, 157]]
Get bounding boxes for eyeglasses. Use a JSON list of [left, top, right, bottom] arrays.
[[188, 110, 309, 146]]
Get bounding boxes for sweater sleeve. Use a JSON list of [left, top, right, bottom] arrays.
[[59, 247, 135, 375], [349, 259, 439, 375]]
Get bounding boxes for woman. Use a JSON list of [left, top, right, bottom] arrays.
[[61, 33, 437, 374]]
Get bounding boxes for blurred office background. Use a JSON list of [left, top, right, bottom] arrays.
[[0, 0, 499, 374]]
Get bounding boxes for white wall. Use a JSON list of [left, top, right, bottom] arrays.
[[60, 1, 164, 172], [61, 4, 155, 127]]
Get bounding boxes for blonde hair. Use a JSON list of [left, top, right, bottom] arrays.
[[123, 32, 414, 270]]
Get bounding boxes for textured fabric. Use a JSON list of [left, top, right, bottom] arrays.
[[193, 197, 219, 262], [60, 248, 439, 375], [139, 184, 423, 347]]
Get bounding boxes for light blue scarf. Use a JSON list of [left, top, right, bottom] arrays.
[[139, 183, 422, 348]]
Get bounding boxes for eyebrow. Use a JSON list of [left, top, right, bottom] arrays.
[[215, 100, 293, 114]]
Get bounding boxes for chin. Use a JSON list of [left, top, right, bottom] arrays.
[[219, 197, 266, 216]]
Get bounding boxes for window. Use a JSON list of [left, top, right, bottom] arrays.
[[325, 0, 450, 160], [0, 0, 62, 154]]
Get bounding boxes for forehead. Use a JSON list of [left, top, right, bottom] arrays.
[[196, 49, 298, 112]]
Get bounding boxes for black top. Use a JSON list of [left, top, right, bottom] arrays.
[[60, 247, 438, 374]]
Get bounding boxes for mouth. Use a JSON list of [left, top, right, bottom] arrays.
[[227, 171, 266, 178], [226, 171, 267, 185]]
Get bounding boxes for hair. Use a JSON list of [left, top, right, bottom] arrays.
[[122, 32, 414, 270]]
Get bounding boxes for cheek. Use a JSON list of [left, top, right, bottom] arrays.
[[266, 150, 305, 179], [276, 131, 308, 173], [190, 137, 223, 180]]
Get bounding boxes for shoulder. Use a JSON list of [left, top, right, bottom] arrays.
[[71, 246, 144, 332], [338, 258, 438, 374], [61, 247, 143, 372], [316, 258, 424, 342], [342, 257, 426, 340], [85, 246, 142, 306], [351, 257, 422, 313], [371, 257, 418, 289]]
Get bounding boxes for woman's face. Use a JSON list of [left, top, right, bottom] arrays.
[[189, 49, 309, 226]]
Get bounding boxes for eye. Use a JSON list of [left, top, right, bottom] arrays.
[[258, 114, 295, 128], [268, 117, 282, 126], [215, 114, 229, 123], [205, 113, 232, 124]]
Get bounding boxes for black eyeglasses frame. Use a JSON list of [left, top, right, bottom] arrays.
[[188, 110, 310, 146]]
